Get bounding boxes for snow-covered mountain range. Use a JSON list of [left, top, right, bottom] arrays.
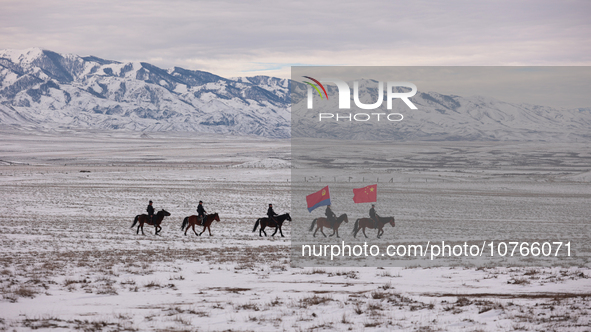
[[1, 48, 589, 141], [291, 79, 591, 142], [0, 48, 290, 137]]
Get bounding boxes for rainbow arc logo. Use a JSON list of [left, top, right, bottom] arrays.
[[303, 76, 328, 100]]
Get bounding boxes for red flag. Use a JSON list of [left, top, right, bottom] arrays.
[[353, 184, 377, 203], [306, 186, 331, 212]]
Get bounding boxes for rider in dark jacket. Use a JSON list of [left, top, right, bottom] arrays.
[[267, 204, 278, 223], [325, 205, 337, 228], [197, 201, 206, 224], [147, 200, 154, 222], [369, 204, 379, 228]]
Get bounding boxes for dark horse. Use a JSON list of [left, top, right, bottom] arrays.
[[252, 213, 291, 237], [352, 216, 395, 239], [131, 209, 171, 235], [309, 213, 348, 238], [180, 213, 220, 236]]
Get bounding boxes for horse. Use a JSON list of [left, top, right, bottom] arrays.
[[180, 213, 220, 236], [252, 213, 291, 237], [131, 209, 171, 235], [308, 213, 349, 238], [352, 216, 395, 238]]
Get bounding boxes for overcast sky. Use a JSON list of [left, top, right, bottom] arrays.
[[1, 0, 590, 78]]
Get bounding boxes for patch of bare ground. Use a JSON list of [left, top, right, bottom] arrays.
[[207, 286, 251, 293], [424, 292, 591, 299], [15, 315, 138, 331]]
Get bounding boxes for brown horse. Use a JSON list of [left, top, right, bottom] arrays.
[[131, 209, 171, 235], [309, 213, 348, 238], [252, 213, 291, 237], [352, 216, 395, 238], [180, 213, 220, 236]]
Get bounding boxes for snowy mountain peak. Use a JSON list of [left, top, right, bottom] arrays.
[[0, 47, 44, 64]]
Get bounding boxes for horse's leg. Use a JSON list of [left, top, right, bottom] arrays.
[[313, 226, 318, 237], [192, 224, 199, 236], [260, 224, 266, 237], [208, 226, 212, 236], [199, 226, 205, 236], [271, 226, 278, 237], [335, 228, 340, 238], [320, 227, 327, 237], [279, 226, 284, 237], [362, 227, 368, 238], [329, 226, 336, 237]]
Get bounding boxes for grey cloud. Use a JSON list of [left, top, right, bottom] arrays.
[[1, 0, 590, 77]]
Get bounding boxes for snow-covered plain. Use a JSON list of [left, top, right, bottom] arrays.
[[1, 130, 590, 331], [290, 139, 591, 268]]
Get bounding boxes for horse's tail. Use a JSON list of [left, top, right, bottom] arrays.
[[309, 219, 317, 232], [253, 219, 260, 232], [181, 217, 188, 231], [352, 219, 360, 235], [131, 215, 139, 228]]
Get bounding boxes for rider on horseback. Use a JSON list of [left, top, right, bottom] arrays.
[[325, 204, 337, 229], [267, 203, 278, 223], [369, 204, 379, 228], [147, 200, 154, 223], [197, 201, 207, 225]]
